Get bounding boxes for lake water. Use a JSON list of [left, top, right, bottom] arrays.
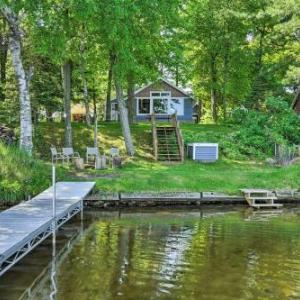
[[1, 207, 300, 300]]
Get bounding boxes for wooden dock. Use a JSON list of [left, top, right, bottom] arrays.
[[0, 181, 95, 276], [241, 189, 283, 209]]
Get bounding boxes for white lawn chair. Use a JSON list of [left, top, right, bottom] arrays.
[[62, 147, 80, 162], [110, 147, 120, 158], [110, 147, 121, 168], [86, 147, 100, 164], [50, 146, 66, 164]]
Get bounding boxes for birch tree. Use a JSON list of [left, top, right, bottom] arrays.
[[1, 5, 33, 153], [0, 16, 8, 102]]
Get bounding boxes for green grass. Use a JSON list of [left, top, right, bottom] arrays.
[[94, 159, 300, 194], [0, 142, 68, 204], [0, 143, 50, 203], [1, 121, 298, 204], [33, 122, 300, 195]]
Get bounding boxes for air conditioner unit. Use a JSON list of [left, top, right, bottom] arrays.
[[187, 143, 219, 162]]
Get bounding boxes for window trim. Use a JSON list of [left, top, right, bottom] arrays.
[[136, 97, 151, 115], [136, 92, 186, 116], [151, 91, 170, 115], [150, 91, 171, 97], [152, 97, 169, 115]]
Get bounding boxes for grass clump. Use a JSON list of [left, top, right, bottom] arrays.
[[0, 143, 59, 203]]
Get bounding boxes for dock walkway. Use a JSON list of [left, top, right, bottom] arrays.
[[0, 181, 95, 276]]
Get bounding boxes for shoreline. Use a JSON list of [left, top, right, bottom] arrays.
[[1, 190, 299, 209], [84, 190, 300, 208]]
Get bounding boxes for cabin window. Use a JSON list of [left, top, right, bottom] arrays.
[[138, 98, 150, 114], [170, 98, 184, 115], [153, 98, 168, 114], [111, 103, 118, 111], [151, 91, 170, 97], [151, 92, 160, 97]]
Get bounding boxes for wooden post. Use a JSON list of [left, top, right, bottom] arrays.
[[151, 113, 158, 161], [171, 113, 184, 162], [52, 164, 56, 246]]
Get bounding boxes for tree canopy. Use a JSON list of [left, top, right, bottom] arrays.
[[0, 0, 299, 152]]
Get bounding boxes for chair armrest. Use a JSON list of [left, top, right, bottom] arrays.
[[73, 152, 81, 158]]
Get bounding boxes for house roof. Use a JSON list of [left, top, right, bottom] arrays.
[[111, 78, 193, 102], [292, 88, 300, 109], [134, 78, 192, 98]]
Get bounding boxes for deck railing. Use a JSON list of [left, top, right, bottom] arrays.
[[171, 114, 184, 162], [151, 114, 158, 160]]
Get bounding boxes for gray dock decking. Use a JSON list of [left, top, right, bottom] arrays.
[[0, 181, 95, 276]]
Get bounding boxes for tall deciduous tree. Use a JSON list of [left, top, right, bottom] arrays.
[[62, 60, 72, 147], [0, 16, 8, 102], [186, 0, 252, 121], [1, 5, 33, 153], [105, 51, 114, 121]]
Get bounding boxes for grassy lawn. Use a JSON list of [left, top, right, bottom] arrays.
[[34, 122, 300, 195]]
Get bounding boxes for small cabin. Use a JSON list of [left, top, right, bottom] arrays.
[[109, 79, 195, 122], [292, 89, 300, 114]]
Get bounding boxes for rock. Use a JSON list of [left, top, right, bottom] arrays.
[[120, 192, 201, 200], [289, 157, 300, 165], [265, 157, 277, 165], [0, 124, 15, 145]]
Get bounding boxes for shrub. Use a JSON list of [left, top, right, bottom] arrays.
[[0, 143, 64, 204], [226, 97, 300, 159]]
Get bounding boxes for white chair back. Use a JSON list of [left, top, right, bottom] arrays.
[[63, 147, 74, 156], [50, 147, 57, 156], [110, 147, 119, 157], [87, 147, 99, 156]]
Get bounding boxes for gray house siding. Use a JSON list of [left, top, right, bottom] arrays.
[[135, 98, 193, 121], [109, 79, 194, 122]]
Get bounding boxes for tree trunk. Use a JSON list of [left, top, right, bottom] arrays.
[[62, 60, 72, 147], [127, 73, 136, 124], [80, 64, 91, 126], [93, 88, 98, 148], [210, 54, 218, 123], [221, 49, 229, 120], [114, 71, 135, 156], [1, 6, 33, 153], [105, 53, 113, 121], [0, 26, 8, 102], [248, 28, 266, 108], [175, 64, 179, 87]]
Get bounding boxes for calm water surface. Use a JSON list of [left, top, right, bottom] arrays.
[[1, 207, 300, 300]]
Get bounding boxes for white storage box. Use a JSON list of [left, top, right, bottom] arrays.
[[187, 143, 218, 162]]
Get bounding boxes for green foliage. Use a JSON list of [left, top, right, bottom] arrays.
[[224, 97, 300, 159], [0, 143, 64, 203], [185, 0, 300, 120]]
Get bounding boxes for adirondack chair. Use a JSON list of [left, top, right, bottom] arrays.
[[110, 147, 122, 168], [62, 147, 81, 162], [50, 146, 67, 164], [86, 147, 100, 164]]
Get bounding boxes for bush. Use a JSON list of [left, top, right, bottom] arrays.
[[0, 143, 64, 203], [225, 97, 300, 159]]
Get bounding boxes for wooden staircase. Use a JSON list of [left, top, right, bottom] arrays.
[[151, 114, 184, 162], [241, 189, 283, 209]]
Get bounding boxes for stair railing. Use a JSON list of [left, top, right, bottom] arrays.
[[151, 113, 158, 161], [171, 113, 184, 162]]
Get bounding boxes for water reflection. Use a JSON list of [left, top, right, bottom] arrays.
[[1, 207, 300, 300]]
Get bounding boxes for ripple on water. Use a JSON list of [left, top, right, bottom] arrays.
[[2, 209, 300, 300]]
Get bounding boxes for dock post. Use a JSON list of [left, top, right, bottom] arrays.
[[52, 164, 56, 244]]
